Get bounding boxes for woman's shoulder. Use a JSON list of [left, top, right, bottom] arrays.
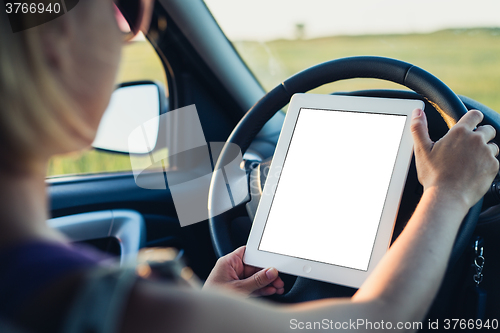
[[0, 240, 108, 268], [0, 240, 108, 332]]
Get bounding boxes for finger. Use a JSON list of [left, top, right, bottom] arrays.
[[410, 109, 434, 153], [231, 246, 246, 260], [456, 109, 484, 131], [222, 246, 248, 278], [475, 125, 496, 143], [488, 142, 499, 157], [221, 246, 246, 267], [271, 277, 285, 289], [243, 265, 261, 278], [251, 286, 277, 297], [237, 267, 279, 294], [252, 286, 285, 296], [251, 284, 285, 297]]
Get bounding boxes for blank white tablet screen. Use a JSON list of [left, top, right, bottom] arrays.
[[259, 108, 407, 271]]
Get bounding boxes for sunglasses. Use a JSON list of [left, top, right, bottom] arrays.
[[114, 0, 153, 42]]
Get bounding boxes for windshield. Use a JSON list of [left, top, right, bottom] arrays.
[[205, 0, 500, 111]]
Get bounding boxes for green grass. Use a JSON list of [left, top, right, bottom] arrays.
[[234, 28, 500, 110], [47, 148, 167, 178], [47, 149, 135, 177], [47, 28, 500, 177]]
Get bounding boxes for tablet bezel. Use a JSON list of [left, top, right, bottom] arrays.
[[244, 93, 424, 288]]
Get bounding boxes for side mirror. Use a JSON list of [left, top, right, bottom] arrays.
[[92, 81, 166, 154]]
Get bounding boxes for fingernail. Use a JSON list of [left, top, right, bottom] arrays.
[[412, 109, 422, 119], [266, 268, 278, 280]]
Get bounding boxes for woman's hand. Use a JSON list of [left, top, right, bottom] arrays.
[[411, 108, 499, 209], [203, 246, 285, 297]]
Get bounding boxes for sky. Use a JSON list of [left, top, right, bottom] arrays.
[[204, 0, 500, 41]]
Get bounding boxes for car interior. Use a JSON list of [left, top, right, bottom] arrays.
[[46, 0, 500, 330]]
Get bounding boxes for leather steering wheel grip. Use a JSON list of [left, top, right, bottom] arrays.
[[209, 56, 483, 265]]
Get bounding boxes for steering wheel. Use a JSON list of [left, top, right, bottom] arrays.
[[208, 56, 500, 302]]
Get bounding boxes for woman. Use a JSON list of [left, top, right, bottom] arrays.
[[0, 1, 498, 332]]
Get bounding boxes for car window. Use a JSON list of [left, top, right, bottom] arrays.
[[47, 33, 168, 178], [205, 0, 500, 112]]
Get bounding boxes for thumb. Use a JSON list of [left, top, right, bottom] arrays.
[[238, 268, 279, 294], [410, 108, 433, 154]]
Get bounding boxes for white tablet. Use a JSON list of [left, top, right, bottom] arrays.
[[244, 93, 424, 288]]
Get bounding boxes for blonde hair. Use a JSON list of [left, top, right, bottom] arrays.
[[0, 10, 95, 174]]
